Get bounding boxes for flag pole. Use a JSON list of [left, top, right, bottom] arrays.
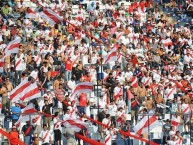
[[148, 114, 150, 145]]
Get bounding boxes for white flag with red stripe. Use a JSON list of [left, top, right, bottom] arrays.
[[133, 111, 161, 135], [22, 103, 37, 115], [62, 119, 89, 132], [40, 8, 63, 26], [162, 38, 173, 47], [9, 78, 30, 102], [4, 38, 21, 55], [105, 134, 111, 145], [20, 82, 41, 102], [0, 58, 4, 73], [104, 48, 117, 63], [9, 78, 41, 102], [26, 8, 38, 19], [70, 82, 93, 101], [15, 114, 39, 127]]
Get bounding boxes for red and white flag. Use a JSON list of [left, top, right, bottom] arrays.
[[104, 48, 117, 63], [105, 134, 111, 145], [22, 103, 37, 115], [133, 112, 161, 135], [9, 78, 41, 102], [20, 82, 41, 102], [40, 8, 63, 26], [15, 114, 39, 127], [0, 58, 4, 73], [70, 82, 93, 101], [26, 8, 37, 19], [62, 119, 89, 132], [162, 38, 173, 47], [4, 38, 21, 55], [9, 78, 30, 102]]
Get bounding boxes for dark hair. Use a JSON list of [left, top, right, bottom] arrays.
[[55, 112, 59, 117], [43, 124, 47, 128]]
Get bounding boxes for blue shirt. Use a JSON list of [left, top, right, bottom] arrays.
[[11, 106, 21, 120]]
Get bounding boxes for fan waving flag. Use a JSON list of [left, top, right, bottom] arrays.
[[15, 114, 39, 127], [9, 78, 41, 102], [133, 111, 161, 135], [22, 103, 37, 115], [62, 119, 89, 132], [9, 78, 30, 102], [26, 8, 38, 19], [20, 82, 41, 102], [4, 38, 21, 55], [162, 38, 172, 47], [70, 82, 93, 101], [40, 8, 63, 26], [104, 48, 117, 63]]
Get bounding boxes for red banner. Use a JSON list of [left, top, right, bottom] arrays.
[[119, 130, 158, 145], [75, 134, 105, 145], [0, 128, 25, 145]]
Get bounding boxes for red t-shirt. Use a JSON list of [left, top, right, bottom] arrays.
[[65, 59, 72, 71], [79, 93, 87, 107]]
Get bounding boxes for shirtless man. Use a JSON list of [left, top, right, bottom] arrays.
[[137, 84, 148, 104], [145, 96, 155, 111], [0, 82, 9, 112], [155, 89, 165, 113], [53, 77, 62, 91]]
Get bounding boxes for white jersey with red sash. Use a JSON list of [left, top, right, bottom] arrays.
[[53, 117, 62, 130], [181, 103, 190, 114], [130, 76, 138, 88], [113, 86, 123, 100], [166, 87, 176, 100], [116, 111, 125, 124], [15, 57, 23, 71], [102, 118, 111, 130], [40, 130, 51, 144], [105, 134, 112, 145], [142, 76, 151, 86], [34, 55, 41, 66], [175, 138, 182, 145]]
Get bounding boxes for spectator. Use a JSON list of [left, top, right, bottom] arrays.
[[40, 124, 52, 145], [22, 121, 35, 145]]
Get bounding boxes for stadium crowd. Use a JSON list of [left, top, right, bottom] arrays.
[[0, 0, 193, 145]]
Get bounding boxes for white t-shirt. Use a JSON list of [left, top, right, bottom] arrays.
[[40, 130, 51, 144]]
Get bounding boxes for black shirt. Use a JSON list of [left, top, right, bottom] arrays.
[[22, 124, 35, 136], [42, 103, 53, 115], [97, 111, 106, 122]]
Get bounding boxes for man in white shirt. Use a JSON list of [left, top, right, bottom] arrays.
[[40, 124, 52, 145], [15, 52, 25, 85]]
